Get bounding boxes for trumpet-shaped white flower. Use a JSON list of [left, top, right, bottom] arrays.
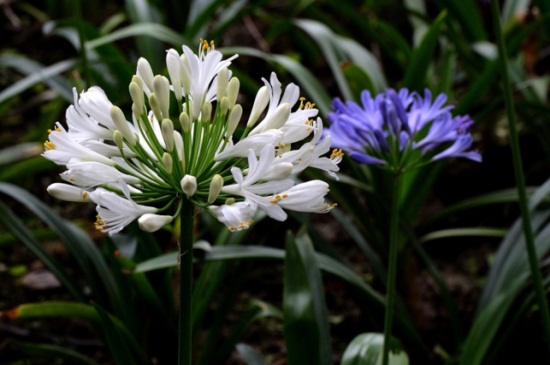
[[90, 185, 157, 235], [44, 40, 341, 234], [210, 200, 257, 232], [181, 39, 237, 119], [260, 180, 334, 221], [278, 119, 342, 179], [222, 146, 294, 204], [43, 124, 115, 166], [61, 159, 140, 187]]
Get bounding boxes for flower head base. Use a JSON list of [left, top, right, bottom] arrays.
[[326, 88, 481, 172], [43, 40, 341, 235]]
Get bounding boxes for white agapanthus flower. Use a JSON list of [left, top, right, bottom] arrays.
[[43, 39, 342, 235]]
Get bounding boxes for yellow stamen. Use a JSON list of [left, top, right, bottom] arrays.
[[94, 215, 105, 231], [44, 141, 56, 150], [330, 148, 344, 159], [82, 192, 89, 199]]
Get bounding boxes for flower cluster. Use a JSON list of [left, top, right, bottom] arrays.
[[326, 88, 481, 171], [44, 40, 342, 235]]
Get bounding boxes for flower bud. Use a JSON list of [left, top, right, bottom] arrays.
[[149, 93, 163, 122], [153, 75, 170, 119], [129, 81, 144, 116], [111, 106, 136, 145], [227, 77, 240, 109], [247, 86, 269, 128], [162, 152, 173, 174], [217, 67, 230, 101], [138, 213, 173, 232], [201, 102, 212, 123], [179, 112, 191, 133], [47, 183, 92, 202], [207, 174, 224, 204], [161, 119, 175, 151], [181, 175, 197, 197], [136, 58, 154, 95], [173, 130, 184, 162], [131, 75, 143, 90], [226, 104, 242, 139], [220, 97, 230, 117], [113, 130, 124, 150]]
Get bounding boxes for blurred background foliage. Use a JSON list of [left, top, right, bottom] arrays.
[[1, 0, 550, 364]]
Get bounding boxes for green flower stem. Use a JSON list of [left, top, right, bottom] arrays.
[[382, 172, 401, 365], [178, 199, 195, 365], [491, 0, 550, 349]]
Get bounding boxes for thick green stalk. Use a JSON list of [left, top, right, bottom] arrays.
[[178, 200, 195, 365], [382, 173, 401, 365], [491, 0, 550, 349]]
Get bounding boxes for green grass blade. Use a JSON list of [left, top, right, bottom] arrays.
[[93, 303, 145, 365], [3, 301, 96, 319], [293, 19, 352, 101], [459, 281, 522, 365], [124, 0, 163, 70], [14, 342, 98, 365], [402, 10, 447, 90], [209, 300, 282, 364], [86, 23, 185, 50], [335, 36, 387, 93], [0, 142, 43, 166], [284, 229, 331, 365], [420, 227, 507, 243], [0, 201, 85, 302], [439, 0, 486, 41], [0, 56, 75, 103], [0, 183, 123, 315]]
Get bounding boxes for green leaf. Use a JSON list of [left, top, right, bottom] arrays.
[[402, 10, 447, 90], [93, 303, 144, 365], [342, 63, 376, 97], [439, 0, 486, 41], [459, 284, 521, 365], [0, 183, 123, 316], [209, 300, 282, 364], [0, 143, 43, 166], [341, 333, 409, 365], [14, 342, 99, 365], [0, 201, 85, 302], [420, 227, 507, 243], [284, 229, 331, 365], [293, 19, 352, 101], [86, 23, 185, 50], [336, 36, 387, 93], [0, 56, 75, 103], [124, 0, 163, 70], [5, 301, 96, 319]]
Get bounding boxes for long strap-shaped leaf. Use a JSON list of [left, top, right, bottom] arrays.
[[0, 183, 123, 316], [284, 229, 332, 365], [134, 243, 429, 356], [0, 201, 84, 302]]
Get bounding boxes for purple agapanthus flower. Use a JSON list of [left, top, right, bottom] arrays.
[[326, 88, 481, 172]]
